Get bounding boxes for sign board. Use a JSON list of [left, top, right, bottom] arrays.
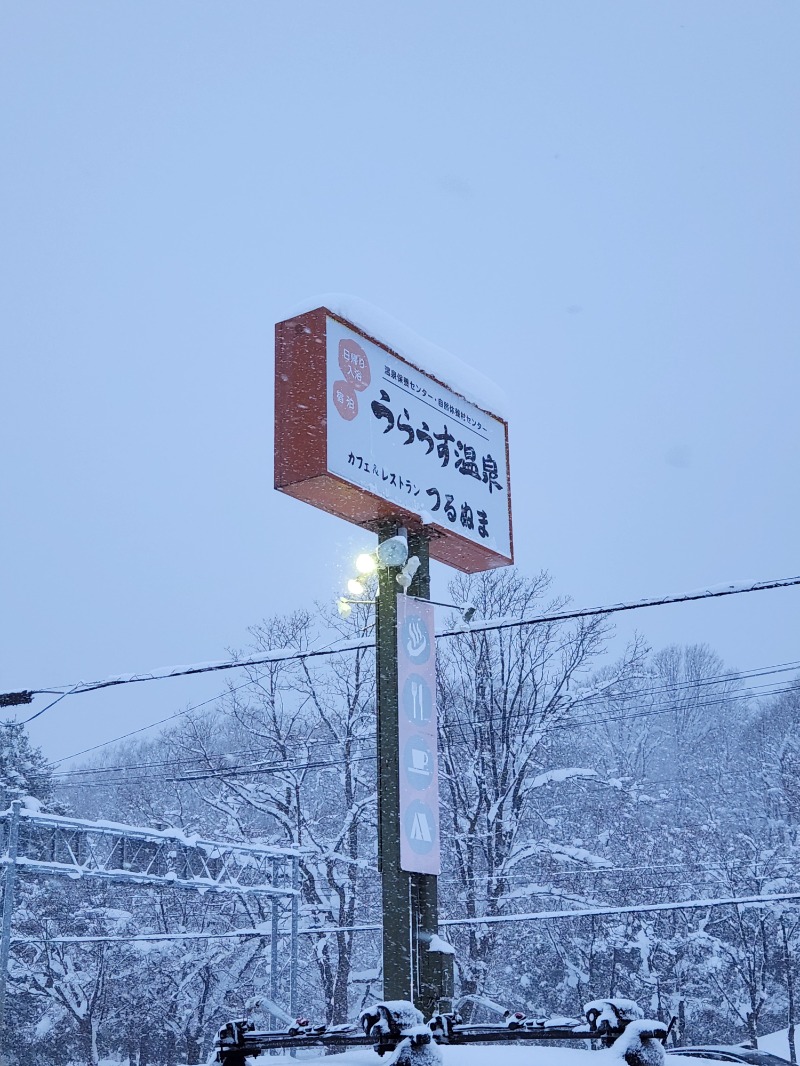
[[275, 308, 513, 573], [396, 596, 439, 874]]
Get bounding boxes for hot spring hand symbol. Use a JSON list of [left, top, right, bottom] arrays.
[[406, 620, 427, 659]]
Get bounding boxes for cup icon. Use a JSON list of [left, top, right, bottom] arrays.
[[403, 736, 434, 791], [411, 748, 429, 772]]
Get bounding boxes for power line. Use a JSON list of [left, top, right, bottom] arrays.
[[51, 743, 297, 778], [21, 636, 374, 701], [50, 655, 800, 779], [434, 574, 800, 639], [51, 627, 363, 765], [8, 572, 800, 709], [15, 923, 383, 946], [51, 678, 800, 790], [171, 752, 377, 784], [447, 872, 800, 904], [16, 889, 800, 945], [439, 679, 795, 739], [49, 657, 800, 779], [438, 890, 800, 928], [55, 752, 378, 788], [434, 856, 795, 890], [41, 633, 373, 763], [51, 675, 265, 767], [18, 685, 80, 726]]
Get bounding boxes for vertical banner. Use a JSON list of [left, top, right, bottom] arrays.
[[397, 596, 440, 874]]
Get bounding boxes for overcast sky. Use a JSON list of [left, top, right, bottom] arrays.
[[1, 2, 798, 768]]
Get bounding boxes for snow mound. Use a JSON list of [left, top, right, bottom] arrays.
[[584, 999, 644, 1031], [387, 1028, 443, 1066], [609, 1020, 668, 1066], [427, 934, 456, 955]]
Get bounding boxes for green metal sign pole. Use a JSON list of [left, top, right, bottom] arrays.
[[376, 521, 411, 1001], [376, 526, 452, 1017], [406, 530, 452, 1017]]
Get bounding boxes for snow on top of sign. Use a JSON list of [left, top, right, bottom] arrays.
[[285, 293, 508, 418]]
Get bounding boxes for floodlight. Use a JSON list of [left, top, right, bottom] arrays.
[[355, 553, 377, 575], [347, 578, 365, 596], [376, 534, 408, 569], [337, 598, 353, 619]]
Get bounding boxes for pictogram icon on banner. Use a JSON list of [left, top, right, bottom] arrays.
[[397, 596, 439, 873], [404, 800, 437, 856]]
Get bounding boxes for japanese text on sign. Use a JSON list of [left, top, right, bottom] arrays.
[[326, 317, 511, 558]]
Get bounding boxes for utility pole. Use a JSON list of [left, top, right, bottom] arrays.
[[376, 526, 452, 1018], [406, 529, 453, 1018], [0, 800, 22, 1066], [376, 521, 409, 1001]]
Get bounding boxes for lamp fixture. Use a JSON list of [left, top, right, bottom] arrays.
[[375, 533, 408, 569], [396, 555, 421, 591]]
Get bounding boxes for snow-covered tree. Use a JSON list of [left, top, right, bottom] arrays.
[[31, 581, 800, 1055], [0, 720, 56, 809], [435, 568, 648, 1009], [154, 605, 380, 1025]]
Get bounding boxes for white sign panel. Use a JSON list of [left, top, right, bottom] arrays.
[[397, 596, 440, 875], [326, 316, 511, 560]]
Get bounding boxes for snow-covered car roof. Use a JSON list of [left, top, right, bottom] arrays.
[[295, 1052, 607, 1066], [667, 1048, 791, 1066], [292, 1033, 671, 1066]]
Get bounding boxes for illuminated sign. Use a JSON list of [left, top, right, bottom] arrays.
[[275, 308, 513, 573]]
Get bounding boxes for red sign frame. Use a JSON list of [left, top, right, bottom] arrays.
[[274, 307, 513, 573]]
